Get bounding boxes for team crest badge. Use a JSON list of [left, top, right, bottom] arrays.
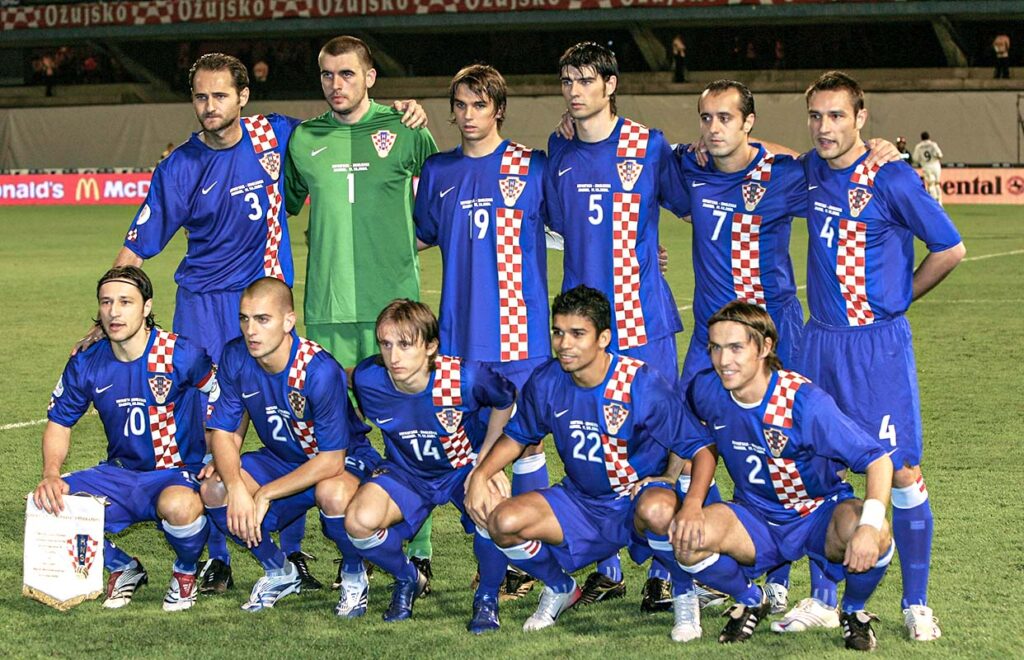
[[436, 408, 463, 434], [67, 534, 98, 579], [288, 390, 306, 418], [616, 159, 643, 192], [52, 376, 64, 399], [259, 151, 281, 181], [499, 177, 526, 206], [126, 229, 138, 242], [742, 181, 767, 211], [148, 375, 172, 405], [603, 402, 630, 436], [848, 187, 873, 218], [763, 427, 789, 457], [371, 130, 397, 158]]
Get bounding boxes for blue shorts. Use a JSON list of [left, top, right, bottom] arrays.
[[174, 287, 243, 365], [726, 493, 846, 579], [680, 298, 804, 392], [482, 356, 548, 392], [346, 443, 384, 481], [241, 448, 315, 532], [621, 334, 679, 384], [368, 462, 475, 539], [800, 315, 921, 467], [540, 480, 670, 574], [64, 462, 201, 534]]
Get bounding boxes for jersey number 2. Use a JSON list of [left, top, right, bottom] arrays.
[[571, 430, 604, 464]]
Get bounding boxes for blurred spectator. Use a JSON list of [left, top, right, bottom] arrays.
[[744, 40, 758, 69], [773, 39, 786, 70], [250, 59, 270, 99], [41, 53, 56, 96], [993, 34, 1011, 79], [671, 34, 687, 83], [896, 136, 911, 162], [159, 142, 175, 163]]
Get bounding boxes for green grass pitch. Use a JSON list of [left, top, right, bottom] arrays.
[[0, 204, 1020, 658]]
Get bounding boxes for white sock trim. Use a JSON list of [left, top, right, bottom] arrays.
[[512, 453, 547, 474], [679, 552, 720, 574], [319, 511, 344, 520], [498, 539, 542, 560], [162, 514, 207, 538], [648, 537, 673, 553], [475, 525, 492, 539], [349, 528, 388, 550], [891, 478, 929, 509], [875, 542, 896, 568]]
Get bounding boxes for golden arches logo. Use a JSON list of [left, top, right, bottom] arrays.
[[75, 177, 100, 201]]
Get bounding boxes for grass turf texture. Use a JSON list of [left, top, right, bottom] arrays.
[[0, 204, 1021, 658]]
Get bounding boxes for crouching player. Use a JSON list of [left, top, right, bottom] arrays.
[[344, 299, 515, 632], [466, 285, 702, 641], [35, 266, 216, 611], [201, 277, 380, 612], [673, 301, 894, 650]]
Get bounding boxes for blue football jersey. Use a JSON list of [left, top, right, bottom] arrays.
[[208, 333, 369, 465], [545, 118, 690, 351], [124, 114, 298, 293], [803, 152, 962, 327], [352, 355, 516, 480], [681, 369, 889, 524], [414, 140, 551, 363], [48, 328, 215, 471], [680, 144, 806, 345], [504, 355, 684, 500]]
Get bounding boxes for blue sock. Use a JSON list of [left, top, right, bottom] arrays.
[[473, 527, 508, 599], [841, 544, 894, 613], [206, 505, 286, 571], [206, 524, 231, 564], [892, 479, 933, 608], [597, 554, 622, 582], [498, 540, 575, 593], [104, 539, 133, 572], [350, 528, 418, 583], [810, 559, 839, 607], [279, 514, 306, 556], [645, 532, 693, 596], [320, 513, 364, 574], [681, 553, 762, 606], [766, 563, 791, 588], [647, 558, 671, 581], [511, 454, 549, 496], [162, 515, 209, 574]]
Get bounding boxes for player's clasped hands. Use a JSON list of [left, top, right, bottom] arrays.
[[669, 499, 706, 555], [226, 486, 262, 547], [844, 525, 882, 574], [33, 474, 70, 514], [464, 470, 504, 529]]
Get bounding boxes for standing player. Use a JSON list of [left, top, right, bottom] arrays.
[[413, 63, 551, 598], [466, 286, 704, 642], [200, 277, 381, 612], [912, 131, 944, 205], [801, 71, 964, 640], [673, 301, 896, 651], [544, 41, 691, 601], [36, 266, 216, 612], [344, 299, 515, 632], [285, 35, 439, 579]]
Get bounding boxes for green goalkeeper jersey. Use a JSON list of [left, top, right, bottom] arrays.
[[285, 102, 438, 324]]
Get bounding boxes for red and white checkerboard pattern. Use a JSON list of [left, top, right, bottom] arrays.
[[290, 420, 319, 457], [495, 208, 528, 361], [150, 403, 184, 469], [611, 193, 646, 349], [270, 0, 314, 18], [836, 219, 875, 326], [762, 370, 810, 429], [440, 426, 474, 469], [1, 6, 40, 30], [850, 162, 880, 188], [745, 152, 775, 182], [126, 228, 138, 242], [263, 183, 285, 280], [499, 143, 532, 176], [136, 2, 175, 25], [147, 330, 177, 374], [603, 355, 643, 404], [287, 339, 323, 390], [615, 120, 649, 159], [243, 115, 278, 154], [766, 457, 824, 517], [67, 536, 98, 572], [601, 434, 639, 497], [432, 356, 463, 407], [731, 212, 766, 306]]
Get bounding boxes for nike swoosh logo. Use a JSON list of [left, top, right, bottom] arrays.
[[95, 384, 113, 394], [242, 391, 260, 399], [311, 147, 328, 157], [439, 187, 455, 198], [691, 182, 706, 188], [554, 409, 569, 418], [558, 168, 573, 177], [713, 424, 727, 430], [201, 182, 218, 195], [807, 185, 818, 190], [375, 417, 394, 425]]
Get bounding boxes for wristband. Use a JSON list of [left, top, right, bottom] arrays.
[[859, 498, 886, 530]]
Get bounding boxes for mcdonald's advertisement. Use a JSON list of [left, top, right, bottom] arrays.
[[0, 173, 151, 206]]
